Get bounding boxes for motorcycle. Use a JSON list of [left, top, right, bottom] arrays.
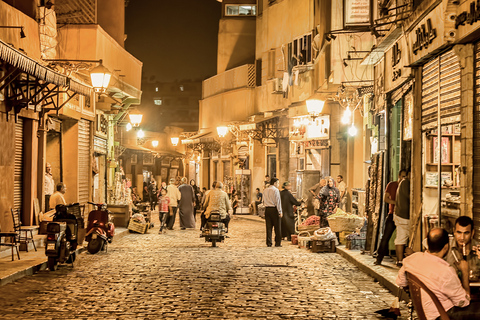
[[201, 211, 227, 247], [45, 204, 79, 271], [85, 202, 115, 254]]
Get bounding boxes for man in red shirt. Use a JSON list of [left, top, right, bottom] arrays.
[[374, 169, 406, 265]]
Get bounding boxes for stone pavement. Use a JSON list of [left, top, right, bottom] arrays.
[[0, 213, 408, 319]]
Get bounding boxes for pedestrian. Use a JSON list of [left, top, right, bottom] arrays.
[[374, 169, 406, 265], [148, 180, 158, 211], [336, 175, 347, 210], [143, 183, 149, 202], [396, 228, 480, 319], [318, 177, 340, 228], [157, 188, 170, 233], [309, 178, 326, 216], [178, 177, 196, 229], [44, 162, 55, 212], [203, 181, 232, 232], [249, 188, 263, 215], [280, 181, 301, 241], [264, 174, 270, 189], [201, 182, 216, 230], [393, 168, 411, 267], [49, 182, 67, 210], [166, 178, 181, 230], [263, 177, 283, 247], [231, 189, 239, 215], [190, 179, 201, 211]]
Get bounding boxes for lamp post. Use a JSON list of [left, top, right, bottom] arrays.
[[306, 99, 325, 119], [128, 113, 143, 127], [90, 62, 111, 93], [216, 126, 228, 138]]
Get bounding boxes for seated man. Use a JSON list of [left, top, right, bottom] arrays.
[[445, 216, 480, 280], [203, 181, 232, 231], [250, 188, 263, 214], [396, 228, 480, 320], [49, 182, 67, 210]]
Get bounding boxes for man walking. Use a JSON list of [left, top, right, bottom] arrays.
[[374, 169, 406, 265], [393, 169, 410, 267], [263, 177, 283, 247], [166, 178, 181, 230]]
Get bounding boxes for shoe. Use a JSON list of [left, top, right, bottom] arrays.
[[373, 260, 381, 266], [275, 245, 282, 247], [267, 245, 272, 247], [180, 227, 186, 230], [396, 261, 403, 267]]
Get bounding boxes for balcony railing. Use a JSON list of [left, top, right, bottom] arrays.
[[202, 64, 255, 99]]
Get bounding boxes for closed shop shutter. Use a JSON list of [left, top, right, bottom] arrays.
[[473, 43, 480, 240], [78, 119, 91, 207], [421, 50, 461, 131], [14, 118, 24, 212]]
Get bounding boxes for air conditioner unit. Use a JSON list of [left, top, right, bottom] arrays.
[[271, 78, 283, 94]]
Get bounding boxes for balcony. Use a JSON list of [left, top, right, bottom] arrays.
[[202, 64, 255, 99]]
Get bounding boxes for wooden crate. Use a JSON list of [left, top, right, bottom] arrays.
[[128, 219, 148, 234], [311, 239, 336, 253]]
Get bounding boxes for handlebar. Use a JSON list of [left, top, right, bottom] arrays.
[[88, 202, 107, 210]]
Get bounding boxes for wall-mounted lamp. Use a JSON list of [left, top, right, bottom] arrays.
[[217, 126, 228, 138], [348, 124, 358, 137], [306, 99, 325, 118], [171, 137, 179, 146], [0, 26, 26, 38], [128, 113, 143, 127], [151, 140, 159, 148], [341, 106, 352, 124], [137, 129, 145, 139], [125, 123, 133, 132]]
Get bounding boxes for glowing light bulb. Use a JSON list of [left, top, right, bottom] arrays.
[[348, 124, 357, 137]]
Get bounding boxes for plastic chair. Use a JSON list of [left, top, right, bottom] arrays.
[[11, 208, 37, 252], [406, 271, 450, 320]]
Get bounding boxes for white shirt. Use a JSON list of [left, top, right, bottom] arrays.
[[45, 173, 54, 195], [166, 184, 181, 207], [262, 185, 283, 214], [49, 191, 66, 209], [396, 252, 470, 320]]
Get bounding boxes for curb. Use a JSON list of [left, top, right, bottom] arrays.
[[0, 228, 131, 287]]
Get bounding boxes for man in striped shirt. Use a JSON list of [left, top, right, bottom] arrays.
[[262, 177, 283, 247]]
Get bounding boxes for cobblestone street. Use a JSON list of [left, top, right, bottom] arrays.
[[0, 215, 404, 319]]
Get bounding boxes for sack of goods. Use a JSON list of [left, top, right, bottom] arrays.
[[327, 208, 365, 232], [312, 227, 336, 241]]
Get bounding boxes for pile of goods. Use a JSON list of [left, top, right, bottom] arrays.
[[298, 215, 320, 231], [327, 208, 365, 232], [128, 213, 149, 234]]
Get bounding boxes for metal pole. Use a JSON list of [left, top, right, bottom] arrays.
[[437, 58, 442, 226]]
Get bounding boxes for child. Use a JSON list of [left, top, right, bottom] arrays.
[[158, 188, 170, 233]]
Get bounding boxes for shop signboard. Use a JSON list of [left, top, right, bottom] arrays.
[[344, 0, 371, 28], [407, 2, 447, 64], [454, 0, 480, 41], [384, 36, 411, 92]]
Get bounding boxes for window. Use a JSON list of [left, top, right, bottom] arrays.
[[225, 4, 256, 16], [288, 33, 313, 68], [154, 98, 162, 105], [267, 49, 275, 79]]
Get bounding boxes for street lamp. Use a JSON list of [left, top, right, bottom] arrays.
[[128, 113, 143, 127], [137, 129, 145, 139], [348, 124, 357, 136], [90, 61, 112, 93], [171, 137, 179, 146], [125, 123, 133, 131], [306, 99, 325, 118], [341, 106, 352, 124], [217, 126, 228, 138], [151, 140, 159, 148]]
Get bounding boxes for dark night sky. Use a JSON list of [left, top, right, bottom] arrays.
[[125, 0, 221, 83]]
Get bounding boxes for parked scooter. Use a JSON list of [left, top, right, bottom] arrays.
[[45, 203, 79, 271], [85, 202, 115, 254], [201, 211, 226, 247]]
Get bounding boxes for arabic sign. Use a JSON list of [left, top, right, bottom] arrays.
[[384, 35, 411, 92], [454, 0, 480, 41], [344, 0, 371, 27]]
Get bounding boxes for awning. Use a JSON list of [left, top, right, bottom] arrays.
[[0, 39, 92, 96], [360, 26, 403, 66], [122, 143, 152, 152], [181, 131, 213, 145]]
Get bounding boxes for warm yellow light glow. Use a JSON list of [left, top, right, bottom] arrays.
[[151, 140, 159, 148], [137, 129, 145, 139], [306, 99, 325, 116], [126, 123, 132, 131], [171, 137, 179, 146], [217, 126, 228, 138], [348, 124, 357, 136], [129, 114, 143, 127], [90, 63, 111, 92], [341, 106, 352, 124]]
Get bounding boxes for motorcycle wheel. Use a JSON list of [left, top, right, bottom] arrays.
[[87, 238, 104, 254], [66, 251, 76, 264], [47, 257, 57, 271], [211, 239, 217, 247]]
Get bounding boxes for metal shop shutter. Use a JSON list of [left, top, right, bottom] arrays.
[[421, 50, 461, 131], [473, 43, 480, 241], [78, 119, 91, 207], [14, 118, 23, 213]]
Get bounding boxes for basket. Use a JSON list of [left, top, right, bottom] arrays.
[[128, 219, 148, 234], [327, 215, 365, 232], [298, 224, 320, 232], [297, 231, 312, 248]]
